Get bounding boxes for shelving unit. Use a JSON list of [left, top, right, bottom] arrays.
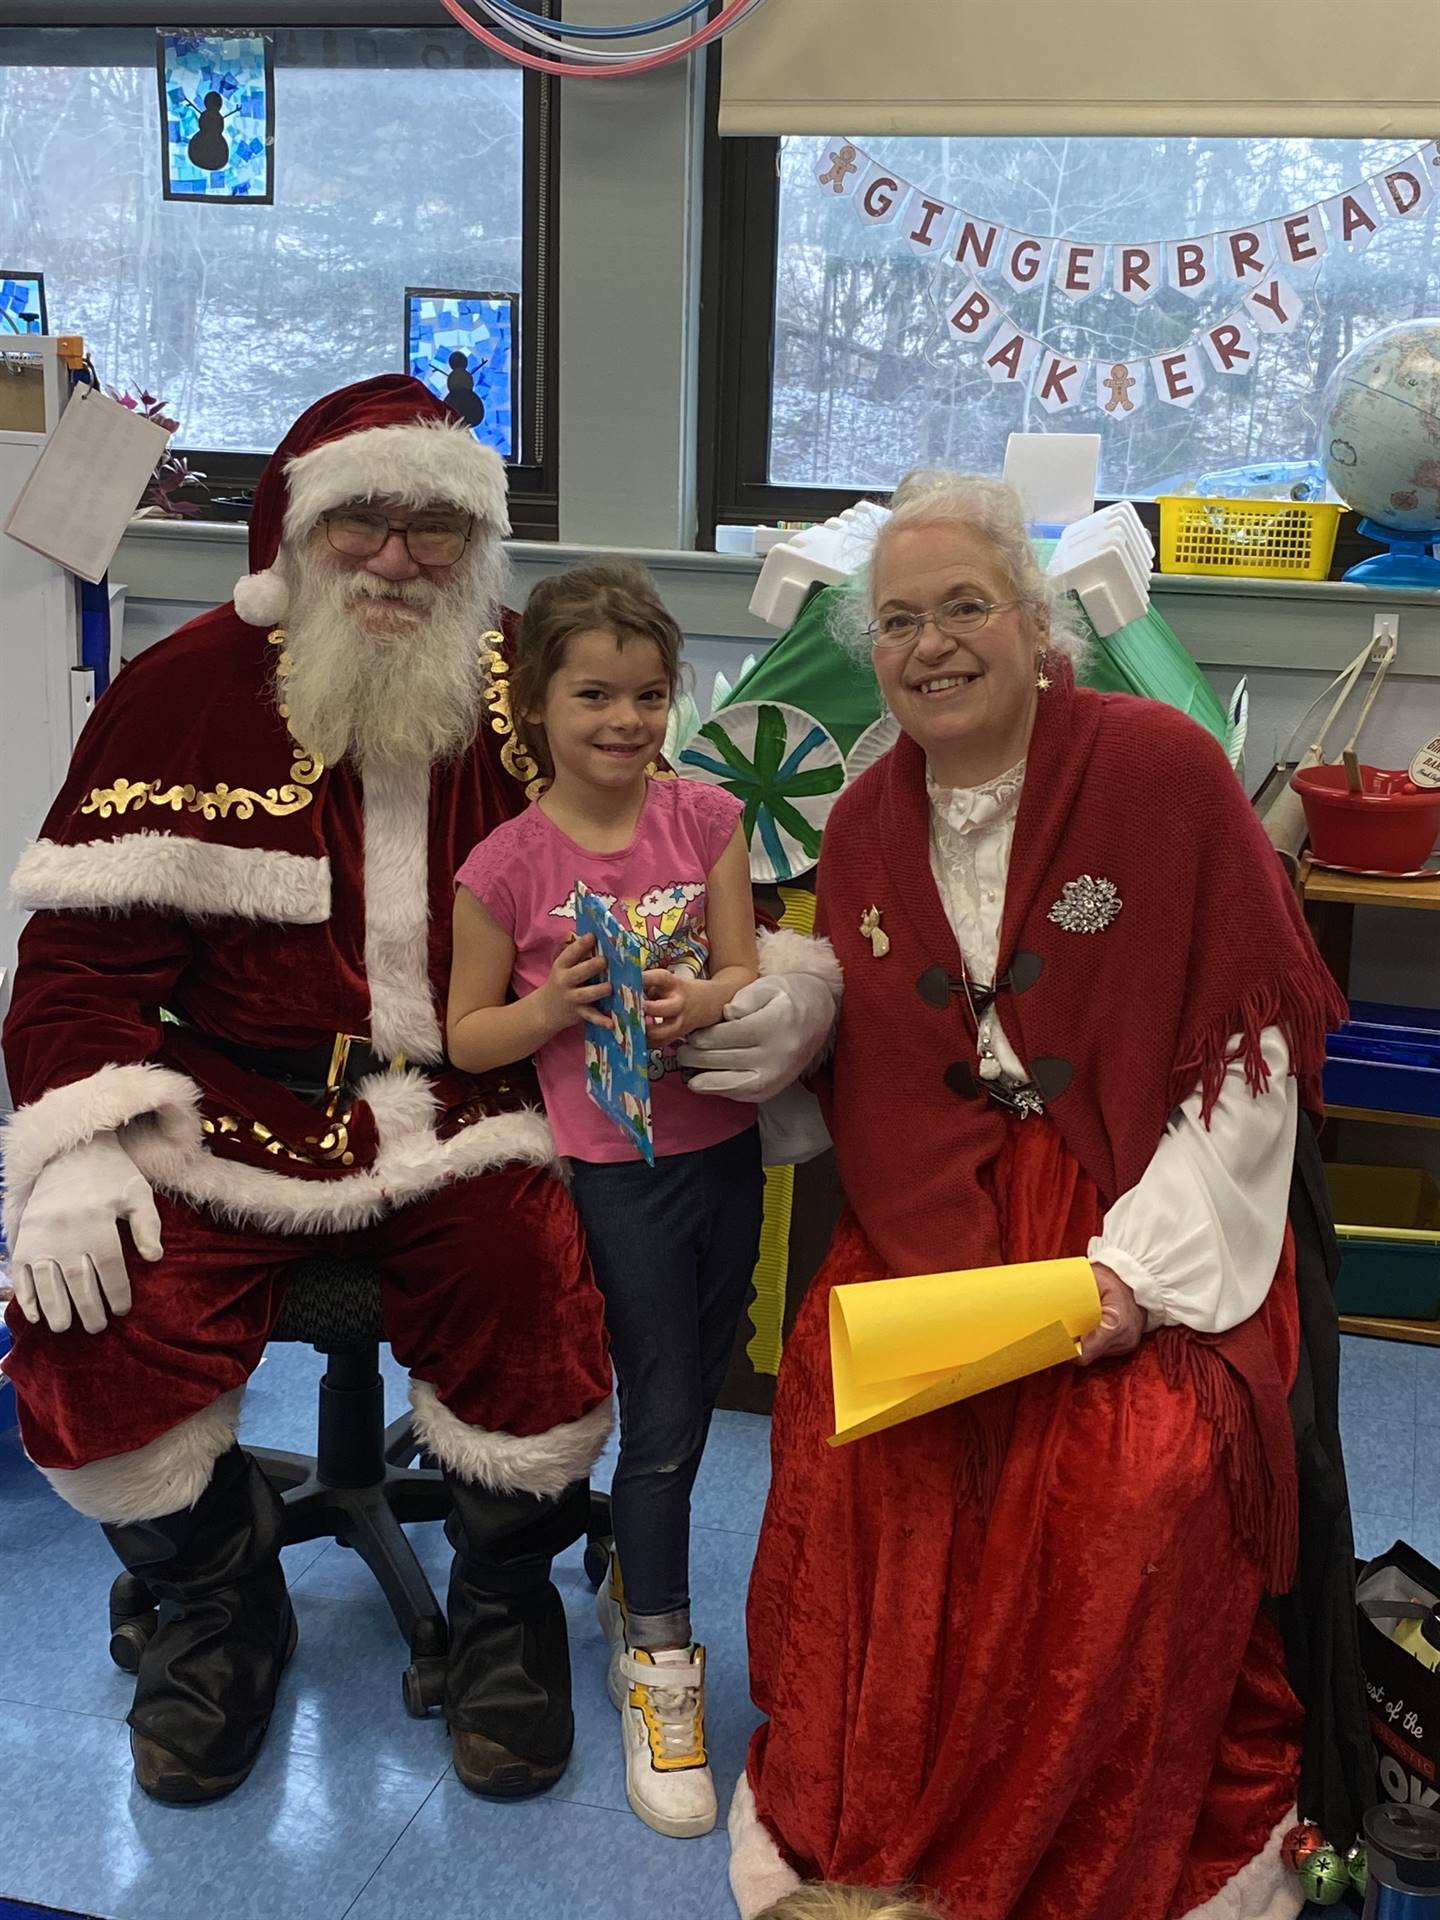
[[1297, 855, 1440, 1344]]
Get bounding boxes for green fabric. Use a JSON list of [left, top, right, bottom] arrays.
[[723, 583, 883, 760], [1082, 605, 1231, 748], [718, 571, 1231, 758]]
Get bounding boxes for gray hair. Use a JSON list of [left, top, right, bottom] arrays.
[[830, 469, 1090, 668]]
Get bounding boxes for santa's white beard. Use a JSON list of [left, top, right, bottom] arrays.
[[275, 537, 504, 771]]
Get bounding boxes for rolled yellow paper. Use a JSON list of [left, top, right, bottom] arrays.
[[829, 1256, 1101, 1446]]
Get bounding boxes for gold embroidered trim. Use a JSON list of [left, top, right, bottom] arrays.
[[481, 630, 548, 800], [80, 630, 326, 823], [202, 1106, 355, 1167]]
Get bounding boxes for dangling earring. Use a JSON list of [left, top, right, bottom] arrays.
[[1035, 649, 1052, 693]]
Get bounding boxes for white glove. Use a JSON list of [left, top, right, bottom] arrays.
[[756, 1083, 833, 1167], [6, 1134, 164, 1335], [678, 974, 838, 1102]]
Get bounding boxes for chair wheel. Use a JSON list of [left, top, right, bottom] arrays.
[[402, 1655, 446, 1718], [583, 1537, 612, 1591], [109, 1610, 158, 1674], [109, 1571, 155, 1623]]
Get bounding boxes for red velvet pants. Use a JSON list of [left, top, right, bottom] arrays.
[[4, 1163, 612, 1472], [747, 1118, 1303, 1920]]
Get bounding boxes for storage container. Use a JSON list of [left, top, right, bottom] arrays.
[[1156, 494, 1341, 580], [1293, 762, 1440, 874], [1326, 1003, 1440, 1121], [1325, 1163, 1440, 1317]]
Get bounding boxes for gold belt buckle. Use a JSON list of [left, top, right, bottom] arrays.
[[327, 1033, 406, 1092]]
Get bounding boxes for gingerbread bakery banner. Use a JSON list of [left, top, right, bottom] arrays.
[[816, 137, 1440, 415]]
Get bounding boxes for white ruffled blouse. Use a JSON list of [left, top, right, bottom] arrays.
[[927, 761, 1298, 1335]]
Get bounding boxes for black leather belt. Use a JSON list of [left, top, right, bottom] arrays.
[[186, 1029, 407, 1107]]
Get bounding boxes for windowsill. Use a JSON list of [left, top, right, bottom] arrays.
[[117, 515, 764, 570], [112, 515, 1440, 669]]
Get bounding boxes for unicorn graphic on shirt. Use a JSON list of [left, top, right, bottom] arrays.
[[548, 882, 709, 975]]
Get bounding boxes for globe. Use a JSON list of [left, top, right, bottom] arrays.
[[1320, 319, 1440, 583]]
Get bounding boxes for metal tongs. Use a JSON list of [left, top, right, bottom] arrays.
[[1340, 639, 1399, 792]]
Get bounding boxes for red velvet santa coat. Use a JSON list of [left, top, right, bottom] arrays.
[[1, 602, 554, 1243]]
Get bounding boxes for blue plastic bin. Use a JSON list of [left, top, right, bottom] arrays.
[[1324, 1002, 1440, 1120]]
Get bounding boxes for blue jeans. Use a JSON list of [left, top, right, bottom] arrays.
[[568, 1126, 764, 1649]]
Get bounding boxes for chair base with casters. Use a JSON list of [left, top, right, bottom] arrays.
[[106, 1257, 617, 1714], [107, 1258, 451, 1717]]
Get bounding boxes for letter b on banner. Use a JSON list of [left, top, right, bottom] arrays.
[[947, 279, 999, 340]]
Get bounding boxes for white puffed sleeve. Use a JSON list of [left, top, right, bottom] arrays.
[[1087, 1026, 1299, 1334]]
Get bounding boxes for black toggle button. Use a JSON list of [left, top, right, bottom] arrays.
[[1009, 951, 1044, 994], [916, 965, 953, 1010], [943, 1060, 981, 1101], [1029, 1056, 1072, 1101]]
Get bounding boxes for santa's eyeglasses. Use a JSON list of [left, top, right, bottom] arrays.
[[322, 508, 473, 568]]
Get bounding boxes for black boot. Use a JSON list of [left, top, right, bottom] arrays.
[[443, 1472, 589, 1799], [103, 1444, 297, 1805]]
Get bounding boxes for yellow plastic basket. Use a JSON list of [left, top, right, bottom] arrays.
[[1157, 495, 1342, 581]]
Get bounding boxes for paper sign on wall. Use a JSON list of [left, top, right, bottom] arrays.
[[3, 384, 172, 583]]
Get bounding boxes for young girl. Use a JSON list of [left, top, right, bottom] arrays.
[[447, 560, 764, 1840], [756, 1891, 946, 1920]]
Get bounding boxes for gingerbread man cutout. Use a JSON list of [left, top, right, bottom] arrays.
[[1103, 363, 1137, 414], [818, 142, 860, 194]]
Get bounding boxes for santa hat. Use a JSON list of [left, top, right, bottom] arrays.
[[233, 374, 510, 627]]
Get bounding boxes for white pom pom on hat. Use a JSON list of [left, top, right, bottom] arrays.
[[233, 566, 290, 627]]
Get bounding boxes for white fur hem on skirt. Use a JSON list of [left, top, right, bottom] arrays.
[[1177, 1809, 1301, 1920], [728, 1773, 800, 1918], [725, 1776, 1301, 1920]]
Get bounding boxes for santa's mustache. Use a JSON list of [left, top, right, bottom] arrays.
[[345, 572, 441, 608]]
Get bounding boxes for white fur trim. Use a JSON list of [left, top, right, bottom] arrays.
[[727, 1772, 800, 1919], [125, 1068, 558, 1234], [282, 420, 510, 546], [2, 1063, 203, 1248], [40, 1388, 245, 1523], [362, 764, 444, 1062], [724, 1785, 1299, 1920], [1177, 1809, 1301, 1920], [233, 566, 291, 628], [756, 926, 843, 1006], [11, 834, 330, 925], [409, 1378, 612, 1500]]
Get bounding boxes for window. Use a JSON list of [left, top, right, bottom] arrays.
[[701, 131, 1440, 552], [0, 22, 558, 534]]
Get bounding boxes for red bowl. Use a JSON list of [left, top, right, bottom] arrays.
[[1291, 762, 1440, 873]]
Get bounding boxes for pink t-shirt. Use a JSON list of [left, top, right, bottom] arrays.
[[455, 776, 756, 1164]]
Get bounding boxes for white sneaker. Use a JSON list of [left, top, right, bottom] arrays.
[[619, 1644, 717, 1839], [595, 1553, 627, 1709]]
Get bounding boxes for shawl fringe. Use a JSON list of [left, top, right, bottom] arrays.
[[954, 1397, 1014, 1513], [1157, 1328, 1299, 1596], [1170, 972, 1346, 1126]]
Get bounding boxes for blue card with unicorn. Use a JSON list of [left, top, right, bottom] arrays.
[[574, 880, 655, 1166]]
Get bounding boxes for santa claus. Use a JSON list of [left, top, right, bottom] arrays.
[[0, 375, 833, 1808]]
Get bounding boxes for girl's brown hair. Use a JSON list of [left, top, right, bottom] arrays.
[[512, 558, 683, 775], [754, 1888, 946, 1920]]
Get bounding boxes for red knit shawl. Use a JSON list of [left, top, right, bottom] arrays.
[[817, 658, 1347, 1283]]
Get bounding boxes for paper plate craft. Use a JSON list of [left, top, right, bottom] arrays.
[[845, 710, 901, 782], [678, 698, 845, 884]]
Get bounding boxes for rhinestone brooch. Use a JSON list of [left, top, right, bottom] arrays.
[[1047, 875, 1122, 935]]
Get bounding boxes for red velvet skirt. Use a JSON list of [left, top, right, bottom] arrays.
[[746, 1117, 1303, 1920]]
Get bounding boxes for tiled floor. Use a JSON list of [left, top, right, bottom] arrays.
[[0, 1333, 1426, 1920]]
